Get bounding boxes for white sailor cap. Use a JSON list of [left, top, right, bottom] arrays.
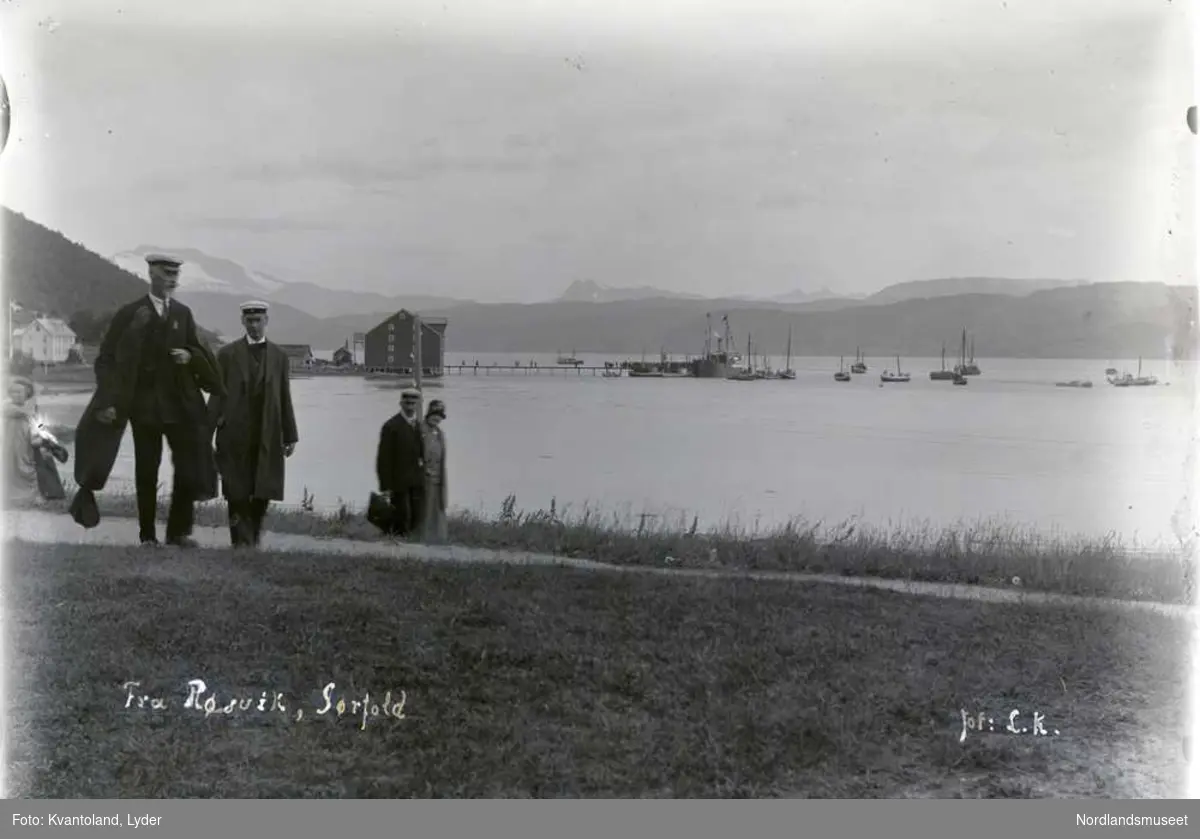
[[240, 300, 270, 315], [145, 252, 184, 269], [400, 386, 422, 399]]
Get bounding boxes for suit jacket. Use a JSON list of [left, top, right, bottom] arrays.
[[75, 296, 223, 493], [95, 296, 210, 426], [209, 338, 298, 502], [376, 412, 425, 493]]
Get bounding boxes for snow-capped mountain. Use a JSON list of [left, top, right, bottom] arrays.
[[111, 246, 287, 297], [109, 246, 467, 318]]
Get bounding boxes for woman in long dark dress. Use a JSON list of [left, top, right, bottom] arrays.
[[419, 399, 448, 543]]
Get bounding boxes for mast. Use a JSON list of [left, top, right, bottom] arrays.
[[941, 342, 946, 371], [747, 331, 752, 373], [786, 325, 793, 371], [896, 354, 902, 375]]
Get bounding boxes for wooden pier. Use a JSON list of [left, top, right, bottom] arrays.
[[447, 363, 627, 376]]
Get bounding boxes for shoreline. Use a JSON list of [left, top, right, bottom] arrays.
[[14, 488, 1195, 607]]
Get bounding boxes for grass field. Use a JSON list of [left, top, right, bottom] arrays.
[[26, 488, 1197, 607], [3, 540, 1189, 798]]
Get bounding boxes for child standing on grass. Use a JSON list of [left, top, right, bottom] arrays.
[[4, 375, 47, 506]]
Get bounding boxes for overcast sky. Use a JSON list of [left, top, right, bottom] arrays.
[[0, 0, 1193, 302]]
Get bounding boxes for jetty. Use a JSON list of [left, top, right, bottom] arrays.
[[446, 361, 635, 376]]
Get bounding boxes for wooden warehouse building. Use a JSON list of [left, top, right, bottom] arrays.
[[363, 310, 447, 374]]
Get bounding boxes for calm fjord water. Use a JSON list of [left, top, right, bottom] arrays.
[[39, 355, 1196, 546]]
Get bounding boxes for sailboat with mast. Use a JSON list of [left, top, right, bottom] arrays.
[[880, 355, 911, 383], [776, 326, 797, 379], [952, 329, 968, 385], [850, 347, 867, 374], [834, 356, 851, 382], [955, 333, 981, 376], [1107, 357, 1158, 387], [930, 342, 954, 380]]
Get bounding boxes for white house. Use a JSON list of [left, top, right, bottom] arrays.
[[13, 317, 77, 363]]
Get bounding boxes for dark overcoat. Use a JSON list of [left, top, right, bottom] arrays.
[[376, 412, 425, 494], [209, 339, 298, 502], [74, 296, 223, 493]]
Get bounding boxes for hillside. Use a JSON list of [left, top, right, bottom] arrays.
[[3, 208, 220, 345], [4, 208, 148, 316], [861, 276, 1085, 305]]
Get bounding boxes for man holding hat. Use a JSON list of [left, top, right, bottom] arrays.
[[209, 300, 298, 547], [90, 253, 216, 546], [375, 386, 425, 536]]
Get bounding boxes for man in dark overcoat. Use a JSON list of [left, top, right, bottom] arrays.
[[89, 253, 219, 546], [208, 300, 298, 547], [375, 386, 425, 537]]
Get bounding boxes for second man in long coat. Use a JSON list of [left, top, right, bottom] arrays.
[[208, 300, 298, 547]]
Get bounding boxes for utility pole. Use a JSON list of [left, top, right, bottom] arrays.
[[412, 312, 423, 390]]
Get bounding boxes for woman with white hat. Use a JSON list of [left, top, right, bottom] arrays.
[[419, 399, 449, 543]]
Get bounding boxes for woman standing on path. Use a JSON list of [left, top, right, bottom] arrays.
[[419, 399, 448, 543]]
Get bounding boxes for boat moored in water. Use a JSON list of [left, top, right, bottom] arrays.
[[850, 346, 867, 374], [880, 355, 911, 383], [834, 356, 851, 382], [930, 342, 955, 380]]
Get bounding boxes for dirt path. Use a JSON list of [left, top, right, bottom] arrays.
[[5, 509, 1196, 622]]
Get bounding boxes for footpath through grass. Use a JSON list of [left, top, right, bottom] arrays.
[[25, 488, 1197, 606], [4, 540, 1189, 798]]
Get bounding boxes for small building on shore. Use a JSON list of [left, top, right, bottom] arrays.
[[364, 310, 447, 374], [333, 343, 354, 367], [277, 344, 314, 371], [12, 316, 77, 364]]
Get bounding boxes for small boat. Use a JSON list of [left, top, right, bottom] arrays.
[[728, 332, 758, 381], [1056, 380, 1093, 388], [930, 342, 955, 380], [850, 346, 867, 374], [950, 332, 968, 385], [834, 356, 851, 382], [955, 333, 981, 376], [777, 326, 797, 379], [880, 355, 911, 383], [1107, 358, 1158, 387], [556, 350, 584, 366], [1131, 357, 1158, 386]]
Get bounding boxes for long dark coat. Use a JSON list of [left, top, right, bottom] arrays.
[[376, 412, 425, 494], [209, 339, 298, 502], [74, 296, 223, 494]]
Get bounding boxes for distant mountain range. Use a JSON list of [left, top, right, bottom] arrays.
[[110, 245, 469, 318], [556, 279, 706, 303], [4, 207, 1193, 359]]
